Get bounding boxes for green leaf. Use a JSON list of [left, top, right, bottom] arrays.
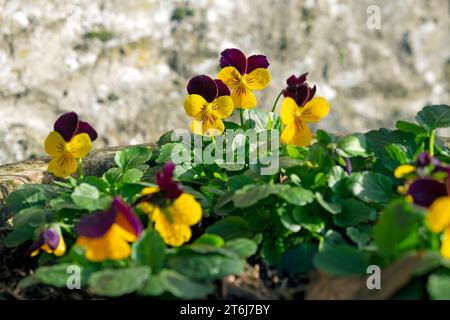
[[347, 172, 393, 203], [223, 238, 258, 258], [103, 167, 122, 186], [427, 270, 450, 300], [415, 104, 450, 134], [336, 133, 369, 157], [122, 168, 144, 183], [346, 227, 371, 249], [232, 184, 279, 208], [5, 185, 48, 213], [328, 166, 347, 188], [88, 267, 151, 297], [374, 199, 425, 258], [167, 253, 245, 281], [160, 269, 214, 299], [279, 243, 318, 275], [243, 109, 281, 132], [115, 146, 152, 171], [261, 237, 285, 267], [71, 183, 107, 211], [35, 263, 88, 288], [314, 245, 369, 276], [4, 206, 49, 247], [156, 143, 189, 164], [333, 198, 376, 227], [395, 120, 427, 136], [315, 192, 342, 214], [307, 143, 334, 168], [276, 186, 315, 206], [138, 272, 165, 296], [193, 234, 224, 247], [132, 229, 165, 273], [205, 216, 253, 240], [292, 206, 324, 233]]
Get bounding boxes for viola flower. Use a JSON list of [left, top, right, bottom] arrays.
[[29, 228, 66, 257], [44, 112, 97, 178], [427, 196, 450, 258], [184, 75, 234, 136], [279, 73, 329, 146], [217, 48, 270, 109], [135, 162, 202, 247], [75, 197, 143, 262]]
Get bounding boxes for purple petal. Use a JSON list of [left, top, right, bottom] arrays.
[[113, 197, 143, 237], [187, 75, 218, 103], [75, 120, 98, 142], [246, 55, 269, 74], [408, 178, 448, 207], [416, 151, 440, 167], [54, 112, 79, 142], [219, 48, 247, 75], [156, 162, 183, 200], [75, 207, 116, 238], [42, 229, 60, 250], [214, 79, 230, 97], [344, 157, 352, 175], [287, 73, 308, 86]]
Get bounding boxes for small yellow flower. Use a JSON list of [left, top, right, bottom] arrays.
[[184, 75, 234, 136], [44, 112, 97, 178], [30, 228, 66, 257], [217, 48, 270, 109], [427, 196, 450, 258], [280, 96, 329, 147]]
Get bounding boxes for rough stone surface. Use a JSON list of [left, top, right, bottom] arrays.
[[0, 0, 449, 164]]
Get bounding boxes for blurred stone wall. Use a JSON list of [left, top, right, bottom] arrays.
[[0, 0, 449, 164]]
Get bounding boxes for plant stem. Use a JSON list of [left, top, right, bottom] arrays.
[[271, 91, 283, 113], [77, 159, 84, 179], [239, 108, 244, 126], [429, 129, 436, 157]]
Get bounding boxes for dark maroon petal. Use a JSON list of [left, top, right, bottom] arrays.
[[246, 55, 269, 74], [113, 197, 143, 237], [408, 178, 448, 207], [54, 112, 79, 142], [286, 73, 308, 86], [75, 120, 98, 142], [219, 48, 247, 75], [214, 79, 230, 97], [296, 84, 310, 106], [75, 207, 116, 238], [187, 75, 218, 103], [156, 162, 183, 200], [308, 85, 317, 101]]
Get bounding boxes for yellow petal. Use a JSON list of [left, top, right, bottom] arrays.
[[280, 97, 298, 125], [190, 119, 225, 136], [48, 155, 77, 178], [184, 94, 206, 117], [54, 235, 66, 257], [231, 85, 257, 109], [170, 193, 202, 226], [141, 186, 160, 195], [67, 133, 92, 158], [245, 68, 271, 90], [217, 66, 242, 89], [44, 131, 66, 157], [154, 217, 192, 247], [441, 228, 450, 259], [300, 97, 330, 123], [394, 165, 416, 179], [280, 120, 313, 147], [427, 196, 450, 233], [211, 96, 234, 119]]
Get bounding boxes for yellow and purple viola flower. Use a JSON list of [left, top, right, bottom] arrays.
[[135, 162, 202, 247], [184, 75, 234, 136], [29, 228, 66, 257], [217, 48, 271, 109], [75, 197, 143, 262], [280, 73, 330, 147], [44, 112, 97, 178]]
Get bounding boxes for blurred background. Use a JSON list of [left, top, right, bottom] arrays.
[[0, 0, 449, 165]]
